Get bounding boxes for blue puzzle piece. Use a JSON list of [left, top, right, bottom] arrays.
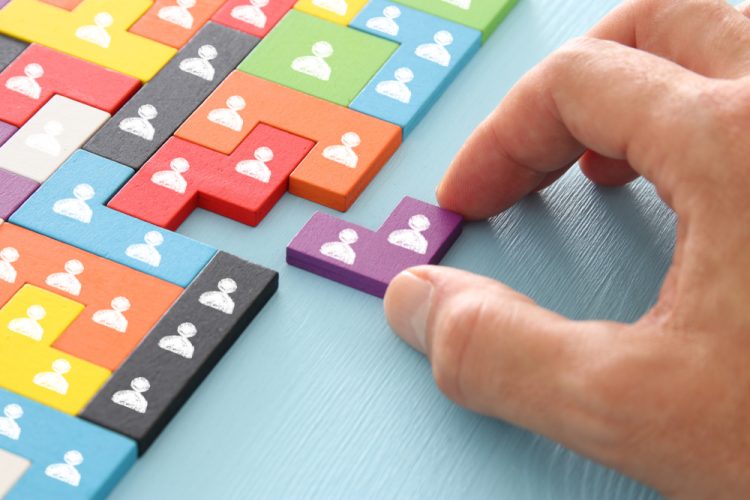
[[0, 389, 136, 499], [349, 0, 481, 136], [10, 150, 216, 287]]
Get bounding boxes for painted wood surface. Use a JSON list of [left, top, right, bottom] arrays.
[[110, 0, 728, 497]]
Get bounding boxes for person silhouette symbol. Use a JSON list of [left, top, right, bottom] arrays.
[[179, 44, 217, 81], [208, 95, 246, 131], [92, 296, 130, 333], [76, 12, 113, 48], [158, 322, 197, 359], [366, 5, 401, 36], [376, 67, 414, 104], [387, 214, 430, 254], [235, 146, 273, 183], [231, 0, 269, 28], [5, 62, 44, 99], [0, 404, 23, 441], [45, 450, 83, 487], [158, 0, 195, 29], [126, 231, 164, 268], [53, 183, 95, 224], [416, 30, 453, 67], [0, 247, 19, 284], [25, 120, 63, 156], [320, 228, 358, 265], [323, 132, 360, 169], [8, 305, 46, 341], [199, 278, 237, 314], [312, 0, 348, 16], [45, 259, 84, 296], [291, 41, 333, 81], [111, 377, 150, 414], [151, 157, 189, 193], [119, 104, 158, 141], [442, 0, 471, 9], [33, 359, 71, 395]]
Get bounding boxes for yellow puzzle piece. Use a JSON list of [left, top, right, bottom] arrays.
[[0, 284, 84, 347], [0, 0, 176, 81], [0, 340, 111, 415], [294, 0, 369, 25]]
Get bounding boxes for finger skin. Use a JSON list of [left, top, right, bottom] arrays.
[[589, 0, 750, 78], [437, 38, 705, 219], [579, 150, 640, 187]]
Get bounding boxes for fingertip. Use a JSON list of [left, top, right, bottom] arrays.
[[579, 150, 640, 187], [384, 269, 435, 354]]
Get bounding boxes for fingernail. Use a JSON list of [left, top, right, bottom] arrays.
[[384, 271, 434, 353]]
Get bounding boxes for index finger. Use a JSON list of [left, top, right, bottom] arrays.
[[437, 38, 705, 219]]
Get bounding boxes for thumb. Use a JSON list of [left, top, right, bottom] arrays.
[[384, 266, 630, 456]]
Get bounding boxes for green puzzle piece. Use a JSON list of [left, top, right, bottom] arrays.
[[395, 0, 518, 42], [239, 10, 398, 106]]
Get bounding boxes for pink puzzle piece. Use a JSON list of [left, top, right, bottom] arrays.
[[287, 197, 463, 297]]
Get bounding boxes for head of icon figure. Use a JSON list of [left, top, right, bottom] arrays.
[[226, 95, 246, 111], [217, 278, 237, 294], [131, 377, 150, 393], [434, 30, 453, 46], [111, 296, 131, 312], [27, 305, 46, 321], [339, 229, 358, 245], [64, 259, 84, 275], [4, 404, 23, 419], [52, 359, 71, 375], [94, 12, 113, 28], [178, 322, 197, 338], [73, 184, 95, 201], [341, 132, 361, 148], [138, 104, 158, 120], [170, 157, 190, 173], [25, 63, 44, 79], [144, 231, 164, 247], [312, 41, 333, 59], [395, 67, 414, 83], [383, 5, 401, 18], [198, 44, 217, 60], [0, 247, 19, 262], [254, 147, 274, 162]]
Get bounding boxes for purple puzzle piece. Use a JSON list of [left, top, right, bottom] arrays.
[[287, 197, 463, 297], [0, 121, 16, 146], [0, 168, 39, 220], [0, 0, 9, 9]]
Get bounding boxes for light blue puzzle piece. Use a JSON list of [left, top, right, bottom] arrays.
[[0, 389, 136, 500], [10, 150, 216, 287], [349, 0, 481, 136]]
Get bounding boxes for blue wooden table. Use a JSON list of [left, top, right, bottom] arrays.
[[110, 0, 714, 497]]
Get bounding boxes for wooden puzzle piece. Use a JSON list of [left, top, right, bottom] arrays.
[[0, 449, 30, 498], [392, 0, 517, 42], [84, 22, 259, 170], [81, 251, 278, 454], [212, 0, 296, 38], [0, 44, 139, 128], [9, 150, 216, 287], [0, 339, 111, 415], [0, 120, 16, 145], [40, 0, 84, 8], [108, 125, 314, 230], [287, 197, 462, 297], [0, 34, 27, 71], [0, 169, 37, 220], [349, 0, 480, 135], [294, 0, 368, 25], [0, 389, 136, 498], [0, 95, 110, 183], [0, 223, 183, 370], [238, 10, 397, 106], [0, 0, 177, 82], [0, 284, 84, 346], [176, 71, 402, 211], [129, 0, 227, 49]]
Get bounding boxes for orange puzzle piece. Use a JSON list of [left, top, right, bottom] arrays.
[[129, 0, 228, 49], [0, 223, 183, 371], [175, 71, 402, 211]]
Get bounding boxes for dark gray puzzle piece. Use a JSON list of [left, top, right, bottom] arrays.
[[83, 22, 260, 169], [80, 251, 278, 454], [0, 34, 27, 71]]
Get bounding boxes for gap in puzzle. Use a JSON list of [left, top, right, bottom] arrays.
[[0, 0, 515, 497]]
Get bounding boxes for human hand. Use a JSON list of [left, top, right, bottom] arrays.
[[383, 0, 750, 497]]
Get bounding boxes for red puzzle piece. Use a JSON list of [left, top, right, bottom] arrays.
[[108, 124, 314, 229], [0, 44, 140, 127], [212, 0, 296, 38]]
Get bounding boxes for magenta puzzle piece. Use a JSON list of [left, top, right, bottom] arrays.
[[0, 168, 38, 219], [287, 197, 463, 297]]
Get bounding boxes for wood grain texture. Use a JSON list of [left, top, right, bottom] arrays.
[[108, 0, 729, 498]]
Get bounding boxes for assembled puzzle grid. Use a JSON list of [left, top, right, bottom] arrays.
[[0, 0, 515, 497]]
